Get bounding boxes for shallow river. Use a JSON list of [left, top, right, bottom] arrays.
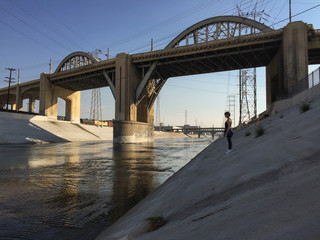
[[0, 138, 211, 239]]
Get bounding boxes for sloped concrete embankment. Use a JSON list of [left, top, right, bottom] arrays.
[[97, 94, 320, 239], [0, 112, 113, 144]]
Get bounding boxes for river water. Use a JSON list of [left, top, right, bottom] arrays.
[[0, 137, 211, 240]]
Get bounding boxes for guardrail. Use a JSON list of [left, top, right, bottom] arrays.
[[309, 67, 320, 88], [288, 67, 320, 97]]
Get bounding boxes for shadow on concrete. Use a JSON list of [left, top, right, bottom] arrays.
[[0, 111, 68, 144]]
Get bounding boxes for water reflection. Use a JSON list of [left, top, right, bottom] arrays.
[[0, 138, 211, 239], [110, 144, 154, 222]]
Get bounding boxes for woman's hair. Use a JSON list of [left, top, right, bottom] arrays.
[[224, 111, 231, 117]]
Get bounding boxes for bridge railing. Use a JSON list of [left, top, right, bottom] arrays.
[[308, 67, 320, 88], [287, 67, 320, 98]]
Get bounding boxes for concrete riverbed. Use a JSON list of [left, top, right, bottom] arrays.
[[97, 92, 320, 239]]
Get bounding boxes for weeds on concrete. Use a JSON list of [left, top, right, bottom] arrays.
[[298, 101, 311, 113], [145, 216, 167, 232], [245, 131, 251, 137], [255, 125, 265, 138]]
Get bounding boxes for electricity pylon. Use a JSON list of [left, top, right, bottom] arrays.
[[90, 49, 103, 126], [239, 69, 257, 124], [90, 88, 102, 126]]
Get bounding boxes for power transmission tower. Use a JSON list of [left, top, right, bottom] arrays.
[[155, 95, 161, 129], [226, 95, 236, 125], [90, 88, 102, 125], [90, 49, 103, 126], [4, 68, 16, 110], [236, 1, 266, 125], [239, 69, 257, 124]]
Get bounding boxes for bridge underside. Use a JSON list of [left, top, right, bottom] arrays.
[[137, 39, 282, 79], [309, 49, 320, 65], [49, 63, 116, 91]]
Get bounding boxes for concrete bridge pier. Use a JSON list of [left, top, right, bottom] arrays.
[[266, 21, 309, 106], [28, 97, 36, 113], [113, 53, 154, 144], [15, 85, 23, 112], [39, 73, 81, 123]]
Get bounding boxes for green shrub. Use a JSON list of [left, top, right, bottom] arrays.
[[255, 125, 265, 138], [299, 102, 310, 113], [145, 216, 167, 232]]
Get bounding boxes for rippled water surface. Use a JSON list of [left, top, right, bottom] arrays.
[[0, 138, 211, 239]]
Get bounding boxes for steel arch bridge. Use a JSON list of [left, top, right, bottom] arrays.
[[51, 15, 274, 95], [3, 15, 319, 143], [135, 16, 274, 109], [55, 51, 99, 73], [165, 15, 272, 49]]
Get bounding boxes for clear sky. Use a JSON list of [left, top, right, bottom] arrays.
[[1, 0, 319, 127]]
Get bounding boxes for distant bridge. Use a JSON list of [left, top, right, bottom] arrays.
[[183, 127, 226, 139], [1, 16, 320, 143]]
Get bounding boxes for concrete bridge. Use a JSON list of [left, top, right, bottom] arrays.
[[1, 16, 320, 143], [183, 127, 226, 139]]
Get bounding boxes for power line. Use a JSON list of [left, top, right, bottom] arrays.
[[0, 19, 64, 56], [271, 3, 320, 27], [98, 0, 223, 50], [3, 0, 318, 76], [31, 0, 95, 49], [0, 5, 74, 52], [9, 0, 86, 51]]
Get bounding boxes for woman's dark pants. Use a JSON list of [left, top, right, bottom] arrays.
[[227, 135, 232, 150]]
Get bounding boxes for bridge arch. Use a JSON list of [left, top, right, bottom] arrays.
[[165, 15, 272, 49], [141, 16, 274, 111], [55, 51, 99, 73]]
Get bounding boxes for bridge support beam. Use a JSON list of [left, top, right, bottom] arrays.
[[266, 21, 308, 106], [113, 53, 154, 143], [39, 73, 81, 123]]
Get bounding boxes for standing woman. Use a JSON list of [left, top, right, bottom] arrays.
[[224, 112, 233, 154]]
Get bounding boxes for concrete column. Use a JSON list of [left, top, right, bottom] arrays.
[[39, 73, 80, 122], [266, 21, 309, 107], [266, 49, 284, 106], [40, 73, 57, 120], [113, 53, 153, 143], [28, 97, 36, 113], [115, 53, 139, 122], [283, 21, 308, 96], [15, 85, 23, 111], [64, 92, 81, 123], [8, 94, 16, 110]]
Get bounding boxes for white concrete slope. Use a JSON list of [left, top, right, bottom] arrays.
[[0, 112, 113, 144], [97, 96, 320, 240]]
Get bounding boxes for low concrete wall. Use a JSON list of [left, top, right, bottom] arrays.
[[113, 120, 154, 144], [270, 83, 320, 115]]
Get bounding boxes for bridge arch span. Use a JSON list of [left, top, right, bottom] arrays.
[[141, 16, 274, 110], [55, 51, 99, 73], [166, 15, 272, 49]]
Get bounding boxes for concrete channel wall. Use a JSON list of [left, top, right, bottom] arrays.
[[0, 111, 113, 144]]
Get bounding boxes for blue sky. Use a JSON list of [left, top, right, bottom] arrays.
[[1, 0, 319, 127]]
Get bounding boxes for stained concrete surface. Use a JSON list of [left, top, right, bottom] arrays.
[[97, 95, 320, 240]]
